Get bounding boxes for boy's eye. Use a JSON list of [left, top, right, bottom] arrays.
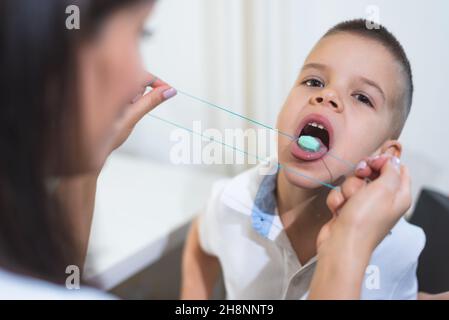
[[302, 78, 324, 88], [353, 93, 374, 108]]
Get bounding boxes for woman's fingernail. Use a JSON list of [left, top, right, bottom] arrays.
[[391, 156, 401, 169], [162, 87, 177, 100], [356, 160, 367, 171]]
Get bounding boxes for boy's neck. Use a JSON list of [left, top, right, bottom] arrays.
[[276, 170, 333, 265], [276, 170, 332, 227]]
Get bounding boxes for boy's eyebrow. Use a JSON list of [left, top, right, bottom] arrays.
[[301, 62, 327, 72]]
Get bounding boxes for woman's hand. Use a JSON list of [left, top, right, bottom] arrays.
[[111, 72, 177, 151], [318, 154, 411, 254], [309, 154, 412, 299]]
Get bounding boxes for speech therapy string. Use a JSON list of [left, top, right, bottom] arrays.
[[147, 112, 337, 190], [145, 80, 363, 190]]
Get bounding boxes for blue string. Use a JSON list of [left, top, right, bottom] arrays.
[[147, 113, 337, 190], [177, 90, 355, 170], [178, 90, 296, 140]]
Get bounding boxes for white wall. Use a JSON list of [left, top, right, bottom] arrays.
[[120, 0, 449, 198]]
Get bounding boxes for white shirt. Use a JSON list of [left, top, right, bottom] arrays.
[[198, 159, 426, 299], [0, 268, 114, 300]]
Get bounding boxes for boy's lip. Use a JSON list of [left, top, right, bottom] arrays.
[[290, 113, 334, 162]]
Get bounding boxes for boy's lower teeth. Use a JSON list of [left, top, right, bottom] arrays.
[[297, 135, 321, 152]]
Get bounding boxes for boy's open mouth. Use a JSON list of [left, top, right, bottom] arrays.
[[290, 114, 334, 161], [299, 121, 330, 150]]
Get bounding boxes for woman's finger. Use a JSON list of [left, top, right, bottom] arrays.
[[367, 154, 392, 172], [368, 157, 402, 196], [126, 85, 177, 126], [355, 159, 372, 179], [356, 154, 394, 181], [328, 173, 367, 216], [142, 72, 169, 89], [131, 72, 171, 103], [326, 187, 345, 216], [341, 176, 366, 200], [394, 166, 412, 214]]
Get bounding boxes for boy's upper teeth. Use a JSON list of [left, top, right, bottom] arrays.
[[308, 122, 326, 130]]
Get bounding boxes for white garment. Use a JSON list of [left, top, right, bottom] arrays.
[[198, 159, 426, 299], [0, 268, 114, 300]]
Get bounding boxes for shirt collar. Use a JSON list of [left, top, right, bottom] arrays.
[[220, 157, 281, 239]]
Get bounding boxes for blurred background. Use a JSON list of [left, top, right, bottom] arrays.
[[86, 0, 449, 298]]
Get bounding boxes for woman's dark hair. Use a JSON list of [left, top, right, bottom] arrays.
[[0, 0, 149, 284]]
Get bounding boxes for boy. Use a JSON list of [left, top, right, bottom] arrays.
[[181, 19, 425, 299]]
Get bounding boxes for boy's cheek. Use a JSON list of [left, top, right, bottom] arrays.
[[341, 132, 382, 164], [337, 126, 372, 160], [277, 103, 308, 134], [277, 109, 298, 134]]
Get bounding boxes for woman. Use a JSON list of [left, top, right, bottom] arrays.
[[0, 0, 176, 298], [0, 0, 423, 299]]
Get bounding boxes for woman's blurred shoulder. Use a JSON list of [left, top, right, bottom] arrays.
[[0, 268, 116, 300]]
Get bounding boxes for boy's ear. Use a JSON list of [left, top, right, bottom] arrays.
[[380, 140, 402, 157]]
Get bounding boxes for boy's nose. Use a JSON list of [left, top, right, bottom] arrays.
[[311, 90, 343, 113]]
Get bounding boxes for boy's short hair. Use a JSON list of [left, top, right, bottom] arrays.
[[323, 19, 413, 133]]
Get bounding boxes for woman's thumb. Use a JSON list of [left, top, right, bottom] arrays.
[[375, 156, 402, 193]]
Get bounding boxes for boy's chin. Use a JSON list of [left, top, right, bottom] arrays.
[[281, 168, 333, 190]]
